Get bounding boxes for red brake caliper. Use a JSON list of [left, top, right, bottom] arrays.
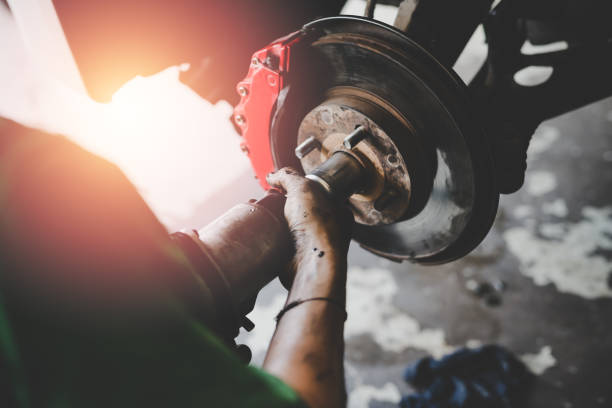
[[233, 31, 305, 190]]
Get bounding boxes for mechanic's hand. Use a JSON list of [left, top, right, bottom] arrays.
[[267, 167, 353, 252], [264, 168, 352, 408], [267, 167, 353, 288]]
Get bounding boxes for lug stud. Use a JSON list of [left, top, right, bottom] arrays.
[[343, 126, 369, 149], [295, 136, 321, 159]]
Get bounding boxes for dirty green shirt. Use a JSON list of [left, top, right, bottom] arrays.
[[0, 118, 305, 408]]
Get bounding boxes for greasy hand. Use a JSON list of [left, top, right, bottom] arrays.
[[264, 168, 351, 408], [267, 167, 353, 257]]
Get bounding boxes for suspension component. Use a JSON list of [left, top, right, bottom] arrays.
[[234, 16, 499, 264]]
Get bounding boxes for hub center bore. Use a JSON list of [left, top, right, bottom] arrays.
[[296, 90, 414, 226]]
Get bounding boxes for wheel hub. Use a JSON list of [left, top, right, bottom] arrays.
[[297, 91, 414, 226], [234, 16, 499, 264]]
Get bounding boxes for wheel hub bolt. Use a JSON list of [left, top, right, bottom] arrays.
[[343, 126, 370, 149], [295, 136, 322, 159]]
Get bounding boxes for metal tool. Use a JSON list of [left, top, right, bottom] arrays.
[[181, 138, 376, 344]]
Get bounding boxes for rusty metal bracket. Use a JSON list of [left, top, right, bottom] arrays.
[[393, 0, 493, 68], [470, 0, 612, 193]]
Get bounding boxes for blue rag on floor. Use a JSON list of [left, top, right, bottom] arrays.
[[400, 345, 533, 408]]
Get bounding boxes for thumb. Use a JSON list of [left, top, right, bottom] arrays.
[[266, 167, 303, 194]]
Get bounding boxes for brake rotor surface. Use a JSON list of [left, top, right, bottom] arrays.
[[269, 16, 498, 264]]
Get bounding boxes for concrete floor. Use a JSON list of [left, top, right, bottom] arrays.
[[343, 95, 612, 408]]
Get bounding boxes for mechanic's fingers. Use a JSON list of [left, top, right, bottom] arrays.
[[266, 167, 306, 194]]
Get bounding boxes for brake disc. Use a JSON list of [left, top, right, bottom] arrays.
[[235, 16, 499, 264]]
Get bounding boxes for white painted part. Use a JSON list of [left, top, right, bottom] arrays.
[[454, 25, 488, 84], [7, 0, 86, 94], [514, 205, 534, 219], [505, 206, 612, 299], [348, 382, 402, 408], [514, 66, 554, 87], [346, 267, 455, 357], [341, 0, 397, 25], [526, 171, 558, 196], [528, 126, 560, 157], [520, 346, 557, 375], [521, 40, 569, 55], [542, 199, 569, 218]]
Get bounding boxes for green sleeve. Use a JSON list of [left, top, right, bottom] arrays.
[[0, 291, 306, 408], [0, 118, 306, 408]]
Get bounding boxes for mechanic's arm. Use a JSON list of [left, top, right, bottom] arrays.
[[264, 169, 352, 408], [0, 119, 307, 407]]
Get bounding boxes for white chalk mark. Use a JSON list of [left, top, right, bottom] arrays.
[[505, 206, 612, 299], [514, 205, 534, 219], [348, 382, 402, 408], [526, 171, 558, 196], [346, 267, 455, 358], [526, 125, 560, 162], [521, 346, 557, 375], [539, 223, 566, 238], [542, 199, 569, 218], [466, 339, 484, 349]]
